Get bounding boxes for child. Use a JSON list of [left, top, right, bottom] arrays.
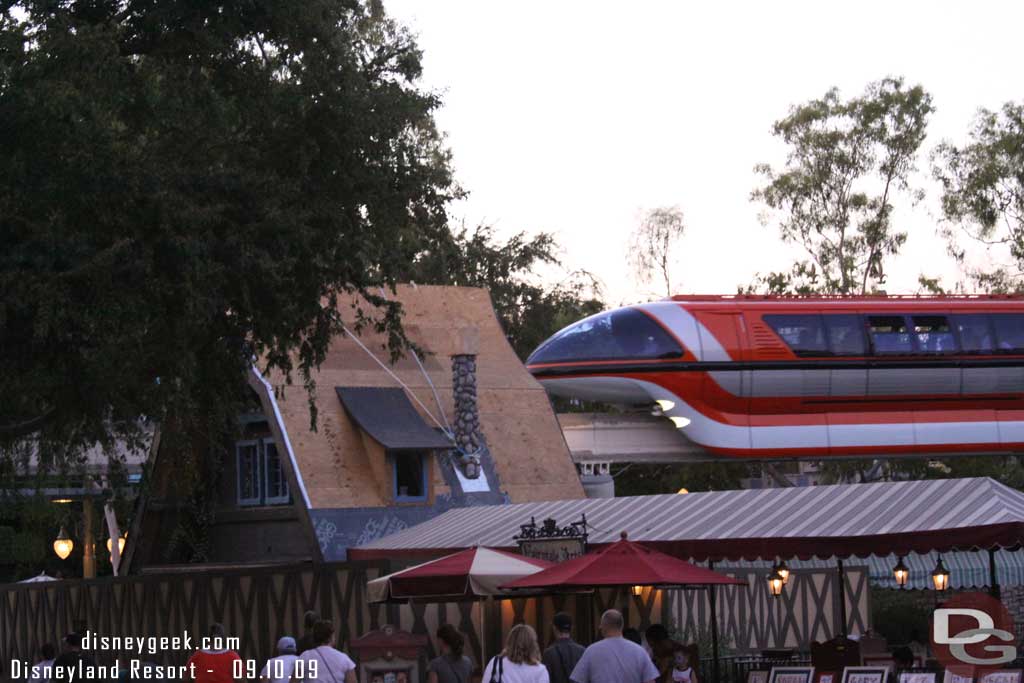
[[670, 643, 698, 683]]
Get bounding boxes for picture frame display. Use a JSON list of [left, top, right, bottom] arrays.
[[942, 671, 973, 683], [770, 668, 816, 683], [816, 671, 839, 683], [900, 673, 937, 683], [979, 671, 1023, 683], [748, 670, 770, 683], [842, 666, 891, 683]]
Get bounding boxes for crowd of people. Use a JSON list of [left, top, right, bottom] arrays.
[[25, 609, 695, 683], [474, 609, 698, 683]]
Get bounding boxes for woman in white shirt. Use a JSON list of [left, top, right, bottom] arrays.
[[291, 620, 356, 683], [481, 624, 549, 683]]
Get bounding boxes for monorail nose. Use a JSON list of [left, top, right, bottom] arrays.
[[525, 306, 684, 369]]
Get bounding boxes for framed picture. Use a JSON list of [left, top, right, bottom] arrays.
[[900, 673, 937, 683], [748, 670, 770, 683], [842, 666, 891, 683], [816, 672, 839, 683], [863, 656, 896, 671], [942, 671, 973, 683], [770, 668, 816, 683], [979, 671, 1024, 683]]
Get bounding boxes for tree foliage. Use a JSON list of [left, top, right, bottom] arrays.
[[934, 102, 1024, 292], [751, 77, 933, 294], [614, 461, 751, 497], [0, 1, 456, 464], [628, 206, 686, 297], [406, 223, 604, 360]]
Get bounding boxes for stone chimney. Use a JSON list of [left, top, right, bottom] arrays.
[[451, 326, 482, 478], [451, 354, 482, 477]]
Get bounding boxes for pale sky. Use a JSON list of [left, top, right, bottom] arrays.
[[385, 0, 1023, 306]]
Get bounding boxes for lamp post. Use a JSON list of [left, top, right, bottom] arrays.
[[932, 556, 950, 591], [107, 534, 126, 556], [53, 526, 74, 560], [893, 557, 909, 589], [768, 568, 785, 597], [49, 494, 100, 578], [775, 560, 790, 585]]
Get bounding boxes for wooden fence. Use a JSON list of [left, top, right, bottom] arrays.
[[0, 561, 390, 672], [0, 562, 867, 679]]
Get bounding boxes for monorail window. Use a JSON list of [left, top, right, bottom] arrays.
[[526, 308, 683, 364], [912, 316, 956, 354], [823, 314, 866, 356], [954, 314, 995, 354], [867, 315, 913, 354], [992, 314, 1024, 353], [763, 315, 828, 356]]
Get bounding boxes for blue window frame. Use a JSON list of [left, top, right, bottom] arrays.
[[392, 450, 429, 503]]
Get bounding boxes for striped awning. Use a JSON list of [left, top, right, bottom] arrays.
[[350, 477, 1024, 562], [716, 550, 1024, 590]]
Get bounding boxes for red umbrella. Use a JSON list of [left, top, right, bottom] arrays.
[[503, 532, 745, 683], [502, 532, 745, 590]]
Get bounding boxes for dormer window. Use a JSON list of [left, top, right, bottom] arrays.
[[336, 386, 452, 506], [393, 450, 428, 502], [237, 437, 290, 506]]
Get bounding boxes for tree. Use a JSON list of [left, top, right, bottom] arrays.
[[628, 206, 686, 297], [751, 77, 934, 294], [0, 1, 456, 467], [614, 461, 751, 497], [933, 102, 1024, 292], [407, 223, 604, 360]]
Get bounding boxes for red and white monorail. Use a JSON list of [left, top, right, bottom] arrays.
[[526, 295, 1024, 459]]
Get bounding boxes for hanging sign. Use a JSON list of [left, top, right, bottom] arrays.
[[514, 515, 587, 562]]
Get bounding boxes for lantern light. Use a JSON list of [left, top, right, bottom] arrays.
[[631, 585, 644, 597], [768, 568, 785, 597], [669, 416, 691, 429], [106, 535, 126, 554], [893, 557, 909, 588], [932, 556, 950, 591], [677, 488, 689, 495], [776, 560, 790, 585], [53, 526, 74, 560]]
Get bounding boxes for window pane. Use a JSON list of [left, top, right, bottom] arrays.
[[395, 452, 425, 499], [527, 308, 682, 364], [992, 314, 1024, 353], [955, 314, 995, 354], [263, 441, 289, 503], [237, 442, 260, 505], [823, 314, 866, 356], [763, 315, 828, 356], [868, 315, 913, 354], [912, 316, 957, 354]]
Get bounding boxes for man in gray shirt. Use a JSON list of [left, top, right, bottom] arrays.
[[570, 610, 660, 683]]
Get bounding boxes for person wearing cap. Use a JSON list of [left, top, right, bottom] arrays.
[[542, 612, 584, 683], [260, 636, 299, 683]]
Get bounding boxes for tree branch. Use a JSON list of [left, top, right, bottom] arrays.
[[0, 408, 56, 439]]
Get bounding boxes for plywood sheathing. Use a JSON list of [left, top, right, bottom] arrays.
[[261, 285, 584, 509]]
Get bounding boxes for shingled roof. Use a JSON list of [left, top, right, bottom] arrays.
[[246, 285, 584, 558]]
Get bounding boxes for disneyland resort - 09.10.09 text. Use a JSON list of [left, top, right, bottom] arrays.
[[8, 631, 252, 681]]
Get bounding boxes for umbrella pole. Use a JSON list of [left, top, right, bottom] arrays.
[[478, 597, 486, 669], [708, 561, 721, 683], [836, 559, 848, 638]]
